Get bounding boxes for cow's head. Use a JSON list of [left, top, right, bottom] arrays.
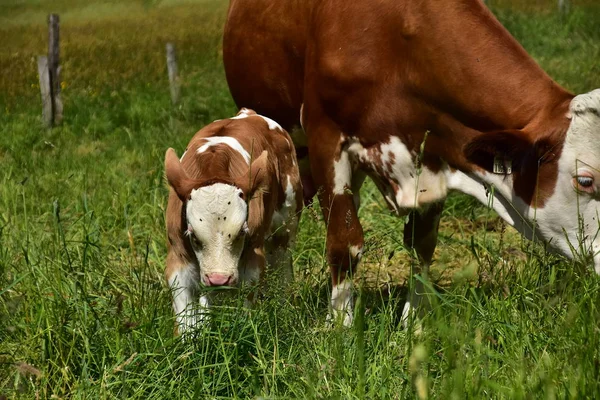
[[548, 89, 600, 272], [464, 89, 600, 273], [165, 148, 270, 286]]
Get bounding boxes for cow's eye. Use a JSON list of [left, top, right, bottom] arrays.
[[577, 176, 594, 188], [574, 174, 595, 194]]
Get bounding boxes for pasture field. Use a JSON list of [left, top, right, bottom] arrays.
[[1, 0, 600, 398]]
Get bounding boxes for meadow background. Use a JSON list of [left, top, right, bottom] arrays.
[[1, 0, 600, 398]]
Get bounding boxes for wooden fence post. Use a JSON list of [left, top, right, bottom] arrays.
[[37, 56, 53, 128], [48, 13, 63, 125], [166, 43, 180, 105], [558, 0, 570, 15]]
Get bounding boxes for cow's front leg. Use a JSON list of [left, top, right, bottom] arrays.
[[308, 124, 364, 327], [401, 201, 445, 329], [166, 253, 205, 335]]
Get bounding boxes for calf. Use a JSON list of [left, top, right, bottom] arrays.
[[164, 108, 302, 334]]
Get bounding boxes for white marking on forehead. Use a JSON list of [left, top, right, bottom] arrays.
[[230, 110, 283, 131], [188, 183, 246, 218], [196, 136, 251, 165]]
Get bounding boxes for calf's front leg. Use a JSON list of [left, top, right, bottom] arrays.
[[165, 253, 207, 335]]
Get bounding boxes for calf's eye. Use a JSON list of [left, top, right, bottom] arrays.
[[190, 235, 202, 249]]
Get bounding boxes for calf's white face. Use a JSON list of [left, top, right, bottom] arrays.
[[186, 183, 249, 286], [165, 147, 271, 287], [536, 89, 600, 273]]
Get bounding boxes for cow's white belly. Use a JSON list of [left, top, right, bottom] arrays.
[[345, 137, 449, 212]]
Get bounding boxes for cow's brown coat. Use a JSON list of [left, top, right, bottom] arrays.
[[223, 0, 576, 321]]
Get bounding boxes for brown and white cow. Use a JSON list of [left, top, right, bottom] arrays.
[[223, 0, 600, 326], [164, 108, 302, 334]]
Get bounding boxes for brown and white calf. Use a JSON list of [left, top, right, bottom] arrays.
[[164, 108, 302, 333], [224, 0, 600, 326]]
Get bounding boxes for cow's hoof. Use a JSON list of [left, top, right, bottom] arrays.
[[326, 309, 353, 328], [401, 301, 423, 335]]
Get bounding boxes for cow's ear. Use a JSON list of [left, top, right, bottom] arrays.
[[165, 148, 195, 201], [235, 151, 271, 201], [463, 130, 533, 173]]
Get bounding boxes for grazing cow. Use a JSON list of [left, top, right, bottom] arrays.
[[223, 0, 600, 326], [164, 108, 302, 334]]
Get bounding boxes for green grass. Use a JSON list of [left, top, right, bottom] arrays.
[[1, 0, 600, 398]]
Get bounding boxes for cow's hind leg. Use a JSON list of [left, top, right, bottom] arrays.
[[401, 201, 445, 329]]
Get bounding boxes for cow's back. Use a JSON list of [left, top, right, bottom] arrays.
[[223, 0, 314, 131]]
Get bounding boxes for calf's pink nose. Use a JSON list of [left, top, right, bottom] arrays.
[[205, 273, 233, 287]]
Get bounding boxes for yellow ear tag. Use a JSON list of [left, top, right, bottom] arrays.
[[493, 155, 512, 175]]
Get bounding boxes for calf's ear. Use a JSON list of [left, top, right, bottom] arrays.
[[165, 148, 195, 201], [235, 150, 271, 201], [463, 130, 534, 173]]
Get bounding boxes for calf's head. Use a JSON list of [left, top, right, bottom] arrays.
[[165, 148, 270, 286], [465, 89, 600, 272]]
